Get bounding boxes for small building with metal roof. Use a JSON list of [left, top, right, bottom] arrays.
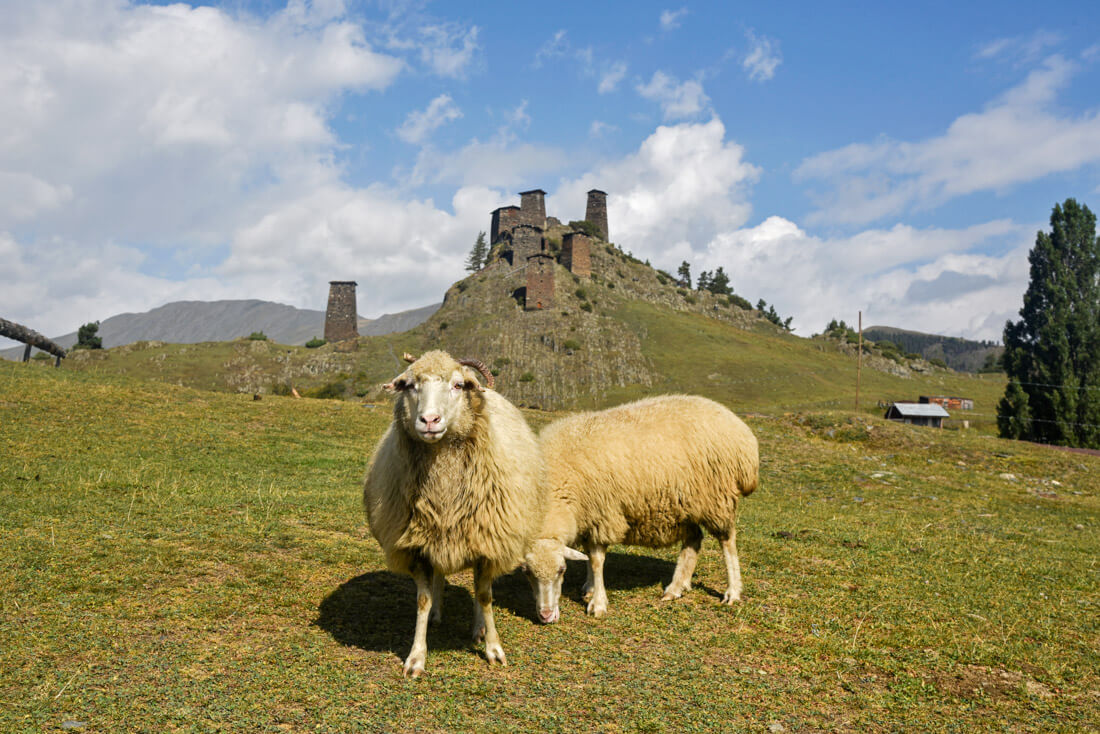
[[885, 402, 950, 428]]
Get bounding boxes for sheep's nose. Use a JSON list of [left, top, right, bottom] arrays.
[[538, 608, 556, 624], [420, 414, 441, 429]]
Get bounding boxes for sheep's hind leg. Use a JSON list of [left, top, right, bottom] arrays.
[[719, 527, 742, 605], [585, 544, 609, 618], [429, 569, 444, 625], [473, 559, 506, 666], [662, 524, 703, 601], [581, 557, 595, 601], [403, 561, 434, 679]]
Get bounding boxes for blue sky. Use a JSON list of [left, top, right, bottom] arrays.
[[2, 0, 1099, 349]]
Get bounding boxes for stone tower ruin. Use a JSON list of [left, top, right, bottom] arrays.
[[324, 281, 359, 342], [585, 189, 608, 242], [490, 205, 521, 245], [519, 189, 547, 228], [562, 232, 591, 278], [511, 224, 543, 265], [526, 250, 555, 310]]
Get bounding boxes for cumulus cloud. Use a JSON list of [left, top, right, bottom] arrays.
[[0, 1, 404, 245], [796, 55, 1100, 225], [396, 94, 463, 144], [636, 71, 711, 120], [742, 30, 781, 82]]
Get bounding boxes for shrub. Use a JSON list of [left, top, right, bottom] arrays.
[[575, 287, 589, 300], [930, 358, 948, 369], [728, 294, 752, 310], [439, 322, 448, 331], [580, 302, 593, 313], [494, 357, 511, 367], [248, 331, 268, 341], [519, 372, 535, 382], [305, 337, 326, 349], [305, 380, 346, 399], [562, 339, 581, 351], [271, 384, 293, 396], [684, 295, 697, 305]]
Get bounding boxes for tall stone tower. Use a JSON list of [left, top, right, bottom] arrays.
[[519, 189, 547, 228], [526, 252, 555, 311], [585, 189, 608, 242], [324, 281, 359, 342], [562, 232, 591, 278]]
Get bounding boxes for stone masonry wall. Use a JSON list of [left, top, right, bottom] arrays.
[[512, 224, 543, 265], [324, 281, 359, 342], [519, 189, 546, 228], [491, 205, 521, 244], [585, 189, 608, 242], [562, 232, 592, 278], [525, 253, 555, 310]]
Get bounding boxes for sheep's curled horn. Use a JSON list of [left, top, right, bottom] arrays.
[[458, 358, 495, 390]]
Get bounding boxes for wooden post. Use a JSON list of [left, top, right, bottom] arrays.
[[23, 344, 32, 362], [855, 311, 863, 413]]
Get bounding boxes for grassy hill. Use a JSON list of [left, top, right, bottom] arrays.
[[50, 240, 1009, 431], [3, 363, 1097, 731]]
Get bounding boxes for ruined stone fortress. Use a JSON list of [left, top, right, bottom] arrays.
[[321, 188, 609, 341], [489, 188, 609, 311]]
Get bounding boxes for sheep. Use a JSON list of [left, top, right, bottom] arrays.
[[363, 350, 546, 677], [520, 395, 758, 623]]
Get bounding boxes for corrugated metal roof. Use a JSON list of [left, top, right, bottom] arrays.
[[890, 402, 950, 417]]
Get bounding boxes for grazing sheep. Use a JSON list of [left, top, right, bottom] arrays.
[[521, 395, 758, 623], [363, 350, 546, 677]]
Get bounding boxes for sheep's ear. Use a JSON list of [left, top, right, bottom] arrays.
[[461, 366, 485, 392], [383, 375, 409, 393], [563, 547, 589, 562]]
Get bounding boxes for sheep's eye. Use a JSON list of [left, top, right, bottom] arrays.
[[452, 382, 464, 391], [557, 565, 566, 576]]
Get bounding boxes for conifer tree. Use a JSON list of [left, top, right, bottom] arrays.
[[465, 231, 488, 272], [677, 261, 692, 288], [998, 199, 1100, 447]]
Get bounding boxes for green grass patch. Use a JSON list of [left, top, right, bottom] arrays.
[[1, 364, 1096, 731]]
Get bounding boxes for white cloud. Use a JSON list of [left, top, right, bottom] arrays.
[[416, 23, 480, 78], [396, 94, 462, 144], [659, 8, 688, 31], [598, 61, 628, 94], [636, 71, 711, 120], [795, 55, 1100, 225], [0, 1, 404, 245], [534, 30, 569, 67], [975, 30, 1062, 63], [589, 120, 618, 138], [743, 30, 781, 82]]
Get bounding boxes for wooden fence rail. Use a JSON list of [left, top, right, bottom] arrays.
[[0, 317, 66, 365]]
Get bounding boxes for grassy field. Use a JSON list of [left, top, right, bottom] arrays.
[[2, 363, 1097, 732]]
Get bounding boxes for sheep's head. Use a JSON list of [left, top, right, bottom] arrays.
[[384, 350, 491, 444], [521, 539, 588, 624]]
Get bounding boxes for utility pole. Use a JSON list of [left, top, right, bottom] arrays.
[[855, 311, 863, 413]]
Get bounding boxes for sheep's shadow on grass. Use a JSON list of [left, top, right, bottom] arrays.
[[314, 572, 482, 658], [492, 552, 680, 619]]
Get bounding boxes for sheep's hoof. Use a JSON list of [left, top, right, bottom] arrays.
[[721, 589, 742, 605], [485, 643, 507, 667], [581, 582, 593, 600], [403, 651, 426, 679], [429, 610, 442, 626], [586, 598, 607, 618], [660, 590, 682, 601]]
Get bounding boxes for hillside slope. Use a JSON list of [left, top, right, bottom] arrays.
[[52, 240, 1007, 426]]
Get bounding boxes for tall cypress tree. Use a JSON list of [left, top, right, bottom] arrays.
[[998, 199, 1100, 447], [465, 231, 488, 272]]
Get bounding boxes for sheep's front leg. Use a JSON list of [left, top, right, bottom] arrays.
[[473, 559, 506, 666], [719, 528, 742, 605], [585, 544, 609, 618], [662, 524, 703, 600], [404, 560, 434, 678], [430, 568, 445, 625]]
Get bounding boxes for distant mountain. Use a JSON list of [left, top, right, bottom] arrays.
[[1, 299, 440, 359], [863, 325, 1002, 373]]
